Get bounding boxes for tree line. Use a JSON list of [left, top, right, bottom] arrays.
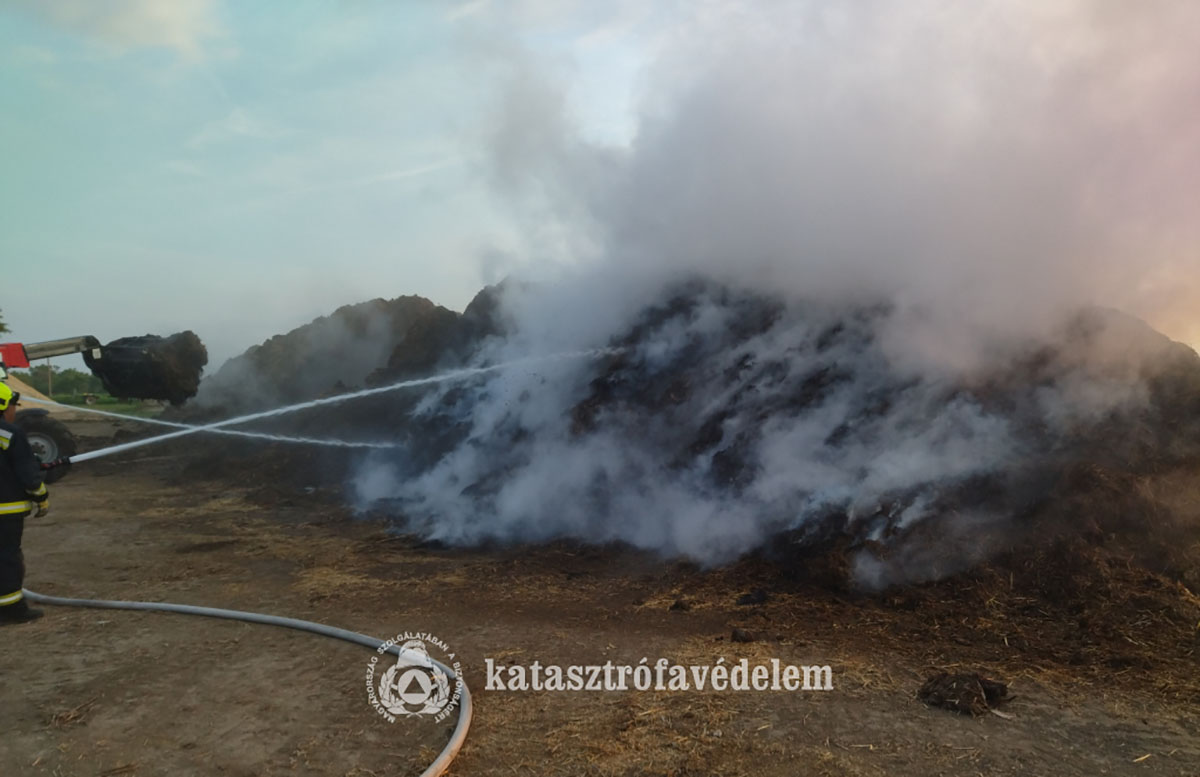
[[10, 365, 107, 398]]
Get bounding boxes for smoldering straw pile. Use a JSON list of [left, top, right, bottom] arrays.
[[172, 275, 1200, 593], [182, 1, 1200, 589]]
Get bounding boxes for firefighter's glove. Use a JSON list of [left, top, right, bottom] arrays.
[[40, 457, 72, 484], [35, 498, 50, 518]]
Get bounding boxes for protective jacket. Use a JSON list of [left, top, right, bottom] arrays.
[[0, 420, 47, 518]]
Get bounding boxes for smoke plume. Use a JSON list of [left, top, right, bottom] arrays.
[[351, 2, 1200, 584]]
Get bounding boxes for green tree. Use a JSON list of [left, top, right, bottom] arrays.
[[11, 365, 104, 398], [13, 366, 51, 394], [55, 368, 104, 395], [0, 308, 8, 335]]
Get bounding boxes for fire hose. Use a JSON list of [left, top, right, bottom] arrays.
[[23, 455, 474, 774], [19, 379, 512, 772], [22, 589, 472, 777]]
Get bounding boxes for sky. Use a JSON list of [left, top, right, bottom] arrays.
[[2, 0, 1198, 374], [0, 0, 658, 367]]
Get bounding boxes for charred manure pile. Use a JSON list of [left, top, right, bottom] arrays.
[[84, 331, 208, 405], [181, 279, 1200, 593], [169, 291, 504, 487], [193, 292, 501, 415]]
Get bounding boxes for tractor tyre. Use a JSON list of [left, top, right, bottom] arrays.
[[14, 412, 78, 483]]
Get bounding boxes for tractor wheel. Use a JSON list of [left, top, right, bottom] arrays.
[[15, 413, 77, 483]]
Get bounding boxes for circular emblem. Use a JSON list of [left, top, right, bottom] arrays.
[[366, 633, 463, 723]]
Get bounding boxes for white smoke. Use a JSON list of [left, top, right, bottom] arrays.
[[483, 0, 1200, 352], [352, 1, 1200, 582], [351, 283, 1077, 565]]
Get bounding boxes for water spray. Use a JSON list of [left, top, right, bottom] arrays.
[[46, 347, 620, 467], [22, 397, 403, 449]]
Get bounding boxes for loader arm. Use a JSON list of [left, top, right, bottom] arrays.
[[1, 331, 207, 405], [7, 336, 104, 365]]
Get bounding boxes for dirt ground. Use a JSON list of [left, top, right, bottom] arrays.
[[2, 417, 1199, 777]]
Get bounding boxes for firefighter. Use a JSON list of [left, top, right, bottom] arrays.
[[0, 382, 49, 625]]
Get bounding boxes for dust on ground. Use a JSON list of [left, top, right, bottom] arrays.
[[1, 416, 1198, 777]]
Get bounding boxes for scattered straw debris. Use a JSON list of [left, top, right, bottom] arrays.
[[736, 588, 770, 606], [98, 764, 138, 777], [48, 697, 98, 729], [918, 672, 1010, 717]]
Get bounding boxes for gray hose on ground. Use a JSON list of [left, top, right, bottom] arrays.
[[23, 589, 472, 777]]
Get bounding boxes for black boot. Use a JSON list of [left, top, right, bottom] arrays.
[[0, 600, 44, 625]]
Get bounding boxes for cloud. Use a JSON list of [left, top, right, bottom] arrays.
[[188, 107, 288, 149], [6, 0, 222, 59], [161, 159, 207, 178], [446, 0, 489, 24], [350, 157, 463, 187], [8, 44, 58, 66]]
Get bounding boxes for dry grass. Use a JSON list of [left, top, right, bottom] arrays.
[[47, 697, 98, 729]]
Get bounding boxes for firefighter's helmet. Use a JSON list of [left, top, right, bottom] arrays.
[[0, 381, 16, 411]]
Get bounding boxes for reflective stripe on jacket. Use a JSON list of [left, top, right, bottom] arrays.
[[0, 420, 47, 517]]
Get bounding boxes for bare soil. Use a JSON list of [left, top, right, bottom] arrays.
[[1, 417, 1198, 777]]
